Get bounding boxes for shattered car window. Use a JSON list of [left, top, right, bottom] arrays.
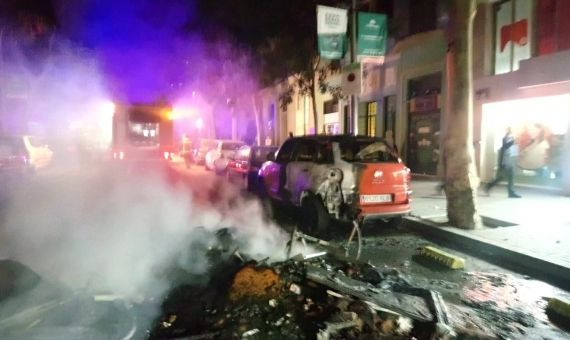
[[340, 140, 398, 163], [221, 142, 243, 151]]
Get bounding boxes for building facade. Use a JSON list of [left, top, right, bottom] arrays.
[[265, 0, 570, 193]]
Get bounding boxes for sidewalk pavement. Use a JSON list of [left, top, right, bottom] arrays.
[[405, 179, 570, 289]]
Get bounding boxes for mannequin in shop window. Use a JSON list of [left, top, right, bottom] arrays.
[[485, 127, 522, 198]]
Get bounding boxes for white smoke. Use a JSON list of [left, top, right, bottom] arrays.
[[0, 163, 290, 299]]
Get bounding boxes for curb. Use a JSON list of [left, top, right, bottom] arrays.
[[404, 216, 570, 291]]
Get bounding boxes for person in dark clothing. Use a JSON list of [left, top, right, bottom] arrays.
[[485, 128, 521, 198]]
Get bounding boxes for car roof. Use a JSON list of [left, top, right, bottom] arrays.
[[288, 134, 388, 144]]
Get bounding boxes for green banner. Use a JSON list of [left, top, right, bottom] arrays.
[[317, 34, 348, 59], [358, 12, 387, 57], [317, 5, 348, 59]]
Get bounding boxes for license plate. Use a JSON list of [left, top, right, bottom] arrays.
[[360, 194, 392, 204]]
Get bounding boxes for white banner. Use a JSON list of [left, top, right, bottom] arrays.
[[317, 5, 348, 34], [317, 5, 348, 59]]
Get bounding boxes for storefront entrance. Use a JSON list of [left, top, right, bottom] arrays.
[[482, 94, 570, 188], [406, 73, 442, 175]]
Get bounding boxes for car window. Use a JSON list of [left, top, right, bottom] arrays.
[[252, 147, 276, 166], [315, 142, 334, 164], [0, 137, 24, 156], [276, 140, 295, 162], [340, 139, 398, 163], [292, 140, 316, 162], [235, 147, 251, 161], [222, 142, 243, 151], [199, 140, 216, 151]]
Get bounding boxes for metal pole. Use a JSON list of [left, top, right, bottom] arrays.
[[349, 0, 358, 135], [0, 27, 5, 134]]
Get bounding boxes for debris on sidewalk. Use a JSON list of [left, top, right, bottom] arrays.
[[417, 246, 465, 269], [148, 229, 463, 339], [546, 297, 570, 330]]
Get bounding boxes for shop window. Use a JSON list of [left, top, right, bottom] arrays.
[[383, 95, 396, 136], [483, 94, 569, 188], [366, 102, 377, 137], [494, 0, 533, 75], [323, 99, 339, 114], [537, 0, 570, 55]]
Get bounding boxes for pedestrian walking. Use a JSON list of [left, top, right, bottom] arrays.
[[485, 127, 521, 198]]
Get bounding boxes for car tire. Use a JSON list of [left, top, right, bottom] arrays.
[[244, 173, 251, 192], [300, 193, 330, 235], [257, 181, 274, 222]]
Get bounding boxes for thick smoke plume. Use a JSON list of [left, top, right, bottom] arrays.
[[0, 164, 290, 298], [0, 0, 279, 302]]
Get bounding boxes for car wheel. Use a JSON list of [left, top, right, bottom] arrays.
[[256, 181, 274, 222], [243, 173, 250, 191], [300, 193, 330, 236], [261, 197, 274, 222]]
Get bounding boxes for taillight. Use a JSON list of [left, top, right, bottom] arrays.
[[405, 167, 412, 197], [113, 151, 125, 160]]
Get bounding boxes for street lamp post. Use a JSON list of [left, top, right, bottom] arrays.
[[349, 0, 357, 135], [0, 27, 5, 134]]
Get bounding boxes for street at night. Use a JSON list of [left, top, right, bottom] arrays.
[[1, 0, 570, 339]]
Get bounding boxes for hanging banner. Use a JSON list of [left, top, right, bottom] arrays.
[[361, 61, 382, 101], [317, 5, 348, 59], [357, 12, 388, 57]]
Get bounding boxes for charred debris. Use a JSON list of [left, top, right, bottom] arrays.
[[149, 228, 469, 340]]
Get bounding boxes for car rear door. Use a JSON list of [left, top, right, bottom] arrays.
[[286, 139, 319, 205], [261, 139, 295, 200]]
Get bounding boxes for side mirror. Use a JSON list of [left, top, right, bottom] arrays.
[[266, 151, 276, 161]]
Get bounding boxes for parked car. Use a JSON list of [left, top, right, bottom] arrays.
[[227, 145, 278, 191], [180, 137, 194, 168], [258, 135, 411, 232], [193, 139, 218, 165], [204, 140, 244, 172], [0, 136, 35, 202], [0, 136, 53, 172]]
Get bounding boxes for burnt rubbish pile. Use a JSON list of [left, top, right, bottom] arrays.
[[150, 229, 456, 339]]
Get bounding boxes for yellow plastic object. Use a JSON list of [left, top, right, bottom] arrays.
[[418, 246, 465, 269], [229, 265, 282, 301], [547, 298, 570, 318]]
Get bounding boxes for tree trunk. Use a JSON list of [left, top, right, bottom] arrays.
[[443, 0, 482, 229], [310, 79, 319, 135], [251, 94, 264, 145], [310, 57, 321, 135]]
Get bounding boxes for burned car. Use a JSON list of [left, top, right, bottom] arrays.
[[226, 145, 278, 192], [258, 135, 411, 232]]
